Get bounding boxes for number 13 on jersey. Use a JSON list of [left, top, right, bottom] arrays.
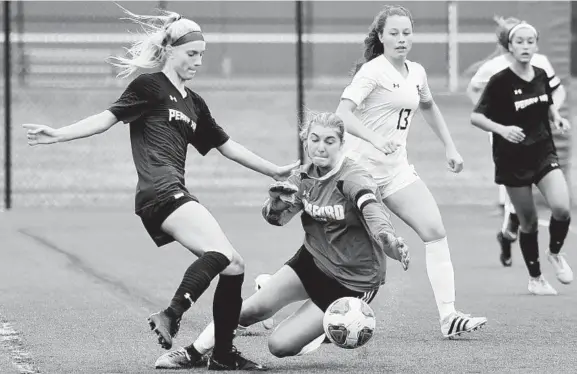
[[396, 108, 412, 130]]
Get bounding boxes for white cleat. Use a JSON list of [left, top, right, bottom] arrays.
[[441, 311, 487, 339], [528, 275, 558, 295], [255, 274, 275, 330], [548, 252, 573, 285]]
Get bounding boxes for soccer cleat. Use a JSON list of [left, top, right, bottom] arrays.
[[148, 311, 181, 350], [254, 274, 275, 330], [497, 232, 513, 267], [548, 252, 573, 285], [208, 346, 267, 371], [154, 347, 208, 369], [528, 275, 558, 295], [441, 311, 487, 339]]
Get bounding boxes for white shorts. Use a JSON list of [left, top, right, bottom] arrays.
[[375, 163, 420, 200]]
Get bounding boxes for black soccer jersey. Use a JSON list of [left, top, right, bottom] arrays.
[[474, 67, 554, 159], [108, 72, 230, 211]]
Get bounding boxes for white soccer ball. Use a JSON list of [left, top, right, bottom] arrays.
[[322, 297, 376, 349]]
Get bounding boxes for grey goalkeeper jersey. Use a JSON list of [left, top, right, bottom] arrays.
[[263, 157, 398, 292]]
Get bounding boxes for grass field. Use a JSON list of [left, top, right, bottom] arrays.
[[1, 82, 577, 373]]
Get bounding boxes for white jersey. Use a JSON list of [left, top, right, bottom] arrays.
[[340, 55, 432, 181], [470, 53, 560, 99]]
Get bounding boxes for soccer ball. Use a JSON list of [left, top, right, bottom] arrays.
[[322, 297, 376, 349]]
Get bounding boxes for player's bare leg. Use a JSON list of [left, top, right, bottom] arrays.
[[384, 179, 487, 338], [156, 265, 309, 370], [507, 186, 558, 295], [149, 201, 245, 352], [537, 169, 573, 285]]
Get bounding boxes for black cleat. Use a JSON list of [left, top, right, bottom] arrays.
[[497, 232, 513, 267], [148, 311, 181, 350], [208, 346, 267, 371]]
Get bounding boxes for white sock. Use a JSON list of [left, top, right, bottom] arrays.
[[193, 321, 215, 355], [295, 333, 325, 356], [504, 191, 516, 215], [425, 237, 456, 321], [498, 185, 507, 206], [192, 322, 248, 355]]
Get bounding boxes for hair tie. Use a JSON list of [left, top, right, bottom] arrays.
[[508, 22, 538, 42]]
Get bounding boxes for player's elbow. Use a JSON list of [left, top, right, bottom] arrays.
[[336, 100, 356, 118], [470, 112, 484, 127], [466, 85, 479, 104], [96, 110, 120, 133], [419, 99, 434, 110]]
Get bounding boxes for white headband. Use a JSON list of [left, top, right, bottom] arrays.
[[508, 23, 538, 42]]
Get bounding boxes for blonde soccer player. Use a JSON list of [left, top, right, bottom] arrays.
[[471, 22, 573, 295], [334, 5, 487, 338], [467, 16, 568, 268], [155, 112, 410, 369], [22, 6, 299, 370]]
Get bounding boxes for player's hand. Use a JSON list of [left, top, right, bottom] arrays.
[[380, 232, 410, 271], [268, 181, 299, 205], [273, 160, 301, 181], [371, 137, 402, 155], [445, 147, 464, 173], [22, 124, 60, 146], [552, 116, 571, 134], [498, 126, 525, 144]]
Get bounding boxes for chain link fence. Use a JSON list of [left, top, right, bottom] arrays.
[[1, 1, 573, 209]]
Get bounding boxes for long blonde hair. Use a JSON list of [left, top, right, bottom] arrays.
[[106, 5, 202, 78]]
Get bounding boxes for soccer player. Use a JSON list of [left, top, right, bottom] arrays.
[[466, 16, 568, 267], [334, 5, 487, 338], [22, 6, 299, 370], [154, 112, 410, 369], [470, 22, 573, 295]]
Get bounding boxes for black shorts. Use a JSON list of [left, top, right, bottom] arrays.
[[136, 192, 199, 247], [495, 139, 559, 187], [286, 246, 378, 312]]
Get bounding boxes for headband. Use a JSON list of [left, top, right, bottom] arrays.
[[171, 31, 204, 46], [508, 23, 538, 42]]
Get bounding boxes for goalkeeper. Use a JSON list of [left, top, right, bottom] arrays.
[[155, 112, 409, 369]]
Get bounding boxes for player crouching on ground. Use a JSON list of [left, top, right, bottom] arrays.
[[470, 22, 573, 295], [155, 111, 409, 370]]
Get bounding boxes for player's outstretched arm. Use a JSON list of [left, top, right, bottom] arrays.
[[362, 201, 410, 271], [23, 110, 119, 146], [341, 179, 409, 270], [262, 180, 302, 226], [217, 139, 300, 181]]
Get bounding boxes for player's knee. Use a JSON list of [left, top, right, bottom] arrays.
[[239, 302, 269, 327], [218, 250, 244, 275], [519, 216, 539, 232], [420, 224, 446, 243], [551, 206, 571, 221], [268, 335, 299, 358]]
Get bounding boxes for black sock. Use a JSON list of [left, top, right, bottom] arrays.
[[212, 273, 244, 360], [167, 251, 231, 319], [519, 231, 541, 278], [549, 216, 571, 254]]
